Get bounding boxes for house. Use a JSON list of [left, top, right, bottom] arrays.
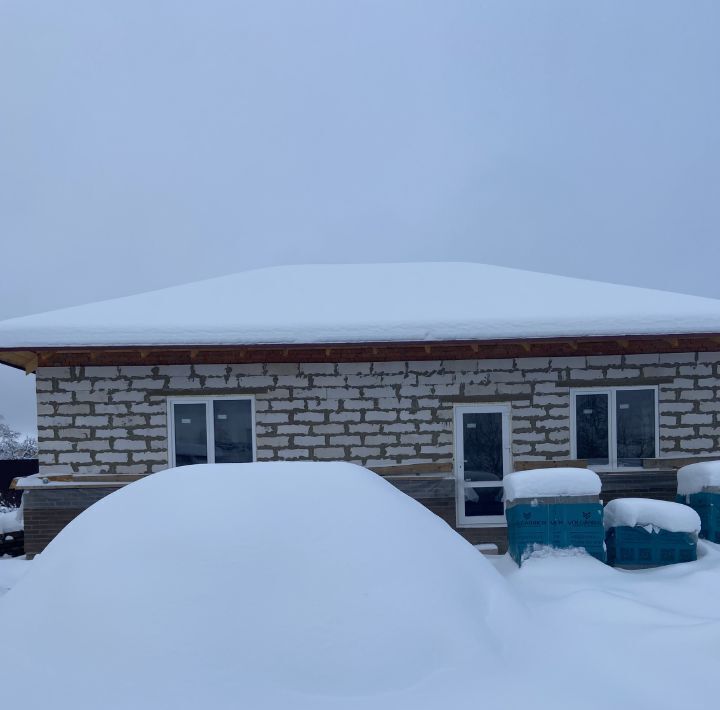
[[1, 262, 719, 554]]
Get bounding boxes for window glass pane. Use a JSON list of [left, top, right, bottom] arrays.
[[173, 403, 208, 466], [213, 400, 254, 463], [464, 486, 504, 517], [575, 394, 609, 466], [462, 412, 504, 482], [616, 389, 656, 467]]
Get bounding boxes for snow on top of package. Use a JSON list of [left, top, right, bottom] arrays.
[[0, 462, 523, 708], [503, 467, 601, 502], [0, 508, 22, 534], [677, 461, 720, 496], [2, 262, 720, 348], [603, 498, 701, 533]]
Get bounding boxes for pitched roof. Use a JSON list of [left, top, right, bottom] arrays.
[[1, 262, 720, 349]]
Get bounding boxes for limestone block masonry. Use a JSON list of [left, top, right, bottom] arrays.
[[35, 353, 720, 476]]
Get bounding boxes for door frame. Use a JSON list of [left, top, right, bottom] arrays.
[[453, 403, 511, 528], [167, 395, 257, 467]]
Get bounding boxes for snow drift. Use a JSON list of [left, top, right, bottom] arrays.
[[3, 463, 720, 709], [0, 462, 521, 709]]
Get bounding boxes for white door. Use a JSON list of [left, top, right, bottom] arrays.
[[454, 405, 511, 526]]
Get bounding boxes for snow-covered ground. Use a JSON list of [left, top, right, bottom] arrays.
[[491, 543, 720, 708], [0, 463, 719, 709], [0, 555, 30, 597]]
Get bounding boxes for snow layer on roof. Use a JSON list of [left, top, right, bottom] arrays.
[[677, 461, 720, 496], [603, 498, 701, 533], [503, 467, 601, 502], [2, 262, 720, 348]]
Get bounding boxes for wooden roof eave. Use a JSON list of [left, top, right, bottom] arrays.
[[0, 350, 39, 374], [2, 332, 720, 371]]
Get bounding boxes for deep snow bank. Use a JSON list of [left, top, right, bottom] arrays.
[[0, 462, 520, 709]]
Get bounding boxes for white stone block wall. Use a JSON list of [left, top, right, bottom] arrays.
[[35, 352, 720, 475]]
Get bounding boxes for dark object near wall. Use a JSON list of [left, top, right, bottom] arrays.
[[22, 486, 121, 557], [0, 459, 38, 507], [0, 529, 24, 557]]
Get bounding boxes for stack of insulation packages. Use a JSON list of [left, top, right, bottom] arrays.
[[603, 498, 700, 568], [503, 468, 605, 566], [676, 461, 720, 544], [504, 467, 705, 569]]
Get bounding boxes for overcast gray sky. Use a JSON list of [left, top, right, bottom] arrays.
[[1, 1, 719, 437]]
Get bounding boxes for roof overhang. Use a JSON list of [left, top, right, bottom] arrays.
[[3, 333, 720, 373], [0, 350, 39, 373]]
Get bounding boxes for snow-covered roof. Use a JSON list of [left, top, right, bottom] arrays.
[[2, 262, 720, 348]]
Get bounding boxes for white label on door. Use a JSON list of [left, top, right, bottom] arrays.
[[619, 403, 630, 410], [181, 418, 191, 424], [466, 422, 476, 429]]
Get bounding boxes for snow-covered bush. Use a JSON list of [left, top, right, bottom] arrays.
[[0, 420, 38, 460]]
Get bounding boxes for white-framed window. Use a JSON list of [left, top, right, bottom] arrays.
[[167, 396, 256, 467], [570, 386, 659, 471]]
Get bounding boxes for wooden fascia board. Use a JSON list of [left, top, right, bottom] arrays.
[[2, 332, 720, 367]]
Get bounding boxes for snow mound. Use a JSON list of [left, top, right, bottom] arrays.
[[0, 462, 521, 709], [504, 467, 601, 502], [677, 460, 720, 496], [603, 498, 701, 533]]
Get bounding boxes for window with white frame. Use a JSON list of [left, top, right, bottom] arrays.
[[571, 387, 658, 470], [168, 397, 255, 467]]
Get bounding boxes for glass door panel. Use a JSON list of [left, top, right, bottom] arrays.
[[462, 412, 504, 482], [574, 393, 610, 467], [464, 486, 504, 518], [455, 407, 509, 526], [173, 403, 208, 466], [213, 399, 254, 463]]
